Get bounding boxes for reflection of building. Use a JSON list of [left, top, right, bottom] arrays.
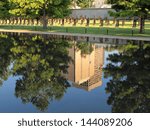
[[67, 43, 104, 91]]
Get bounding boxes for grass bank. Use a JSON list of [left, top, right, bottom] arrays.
[[0, 25, 150, 37]]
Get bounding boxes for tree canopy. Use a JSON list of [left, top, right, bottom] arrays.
[[76, 42, 94, 55], [9, 0, 71, 17], [0, 34, 14, 86], [11, 34, 72, 111], [107, 0, 150, 33], [9, 0, 71, 28], [0, 33, 72, 111], [0, 0, 10, 18], [104, 41, 150, 112], [76, 0, 94, 8]]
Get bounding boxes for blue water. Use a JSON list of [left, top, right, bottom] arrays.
[[0, 74, 111, 113], [0, 60, 111, 113], [0, 33, 149, 113]]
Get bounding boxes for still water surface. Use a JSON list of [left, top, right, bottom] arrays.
[[0, 33, 149, 113]]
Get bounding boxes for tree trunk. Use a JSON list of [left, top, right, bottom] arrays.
[[132, 19, 137, 27], [115, 19, 119, 27], [139, 17, 145, 33], [43, 3, 47, 29]]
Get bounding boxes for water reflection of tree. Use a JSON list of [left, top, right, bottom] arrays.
[[76, 42, 94, 55], [104, 41, 150, 112], [10, 34, 71, 111], [0, 34, 13, 86]]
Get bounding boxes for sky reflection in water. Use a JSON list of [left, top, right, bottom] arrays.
[[0, 33, 149, 113]]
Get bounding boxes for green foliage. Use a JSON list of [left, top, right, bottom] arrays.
[[8, 0, 71, 28], [10, 34, 71, 111], [76, 0, 94, 8], [9, 0, 71, 18], [104, 41, 150, 112], [0, 34, 14, 86], [107, 0, 150, 18], [76, 42, 94, 55], [0, 33, 72, 111], [0, 0, 11, 18], [108, 0, 150, 33]]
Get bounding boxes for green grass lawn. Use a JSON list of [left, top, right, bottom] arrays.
[[0, 20, 150, 37]]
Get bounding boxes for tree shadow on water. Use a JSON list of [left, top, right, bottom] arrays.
[[0, 33, 72, 111], [104, 41, 150, 112]]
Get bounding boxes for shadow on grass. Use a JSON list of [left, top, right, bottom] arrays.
[[0, 25, 150, 37]]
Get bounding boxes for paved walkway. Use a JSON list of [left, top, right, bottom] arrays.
[[0, 29, 150, 41]]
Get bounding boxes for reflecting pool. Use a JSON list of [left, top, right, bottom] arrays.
[[0, 32, 149, 113]]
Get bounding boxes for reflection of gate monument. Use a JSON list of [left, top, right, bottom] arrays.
[[67, 43, 104, 91]]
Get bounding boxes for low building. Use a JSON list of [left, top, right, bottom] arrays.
[[70, 0, 113, 19], [67, 42, 104, 91], [70, 8, 114, 19]]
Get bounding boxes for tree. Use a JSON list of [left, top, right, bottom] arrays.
[[76, 42, 94, 55], [104, 41, 150, 112], [10, 34, 71, 111], [0, 0, 10, 18], [107, 0, 150, 33], [76, 0, 94, 8], [0, 33, 14, 86], [9, 0, 71, 29]]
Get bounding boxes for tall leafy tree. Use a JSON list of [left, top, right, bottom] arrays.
[[107, 0, 150, 33], [9, 0, 71, 29], [10, 34, 71, 111], [76, 42, 93, 55], [76, 0, 94, 8], [104, 41, 150, 112], [0, 0, 10, 18], [0, 34, 13, 86]]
